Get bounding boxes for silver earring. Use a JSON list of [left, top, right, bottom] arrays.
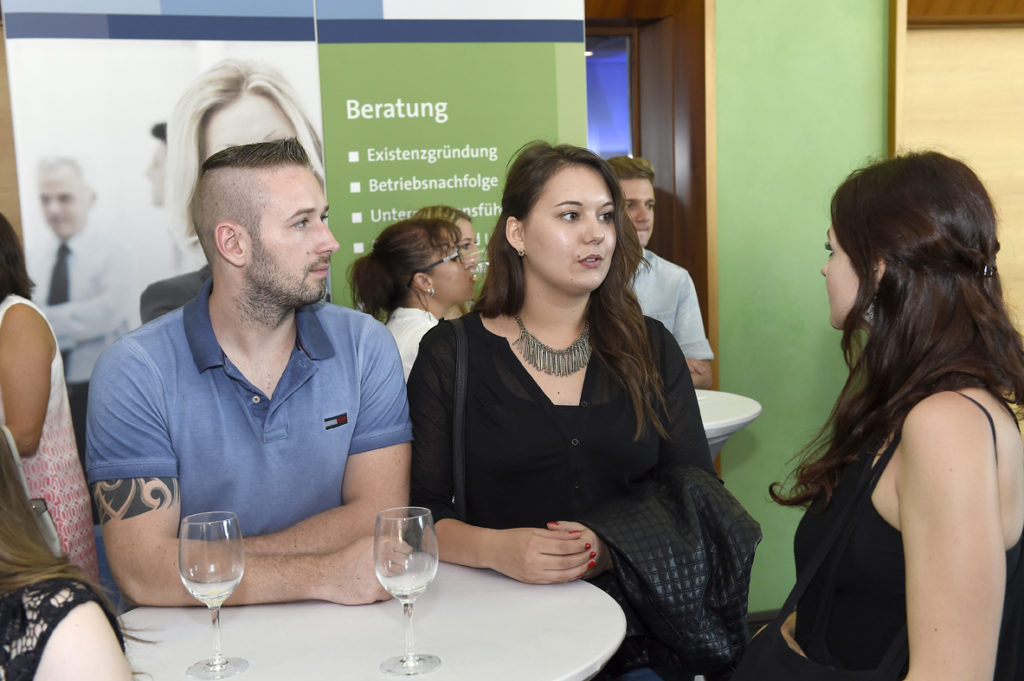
[[517, 248, 525, 257], [428, 287, 435, 297]]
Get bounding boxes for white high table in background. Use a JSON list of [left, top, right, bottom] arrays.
[[695, 389, 762, 458], [122, 563, 626, 681]]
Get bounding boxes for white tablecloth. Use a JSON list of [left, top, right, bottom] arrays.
[[695, 389, 762, 457], [122, 563, 626, 681]]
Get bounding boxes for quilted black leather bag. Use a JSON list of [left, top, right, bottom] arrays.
[[584, 463, 762, 678]]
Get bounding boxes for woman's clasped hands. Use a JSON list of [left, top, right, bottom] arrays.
[[490, 520, 611, 584]]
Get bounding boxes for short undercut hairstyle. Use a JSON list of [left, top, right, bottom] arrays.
[[606, 155, 655, 183], [189, 138, 315, 260]]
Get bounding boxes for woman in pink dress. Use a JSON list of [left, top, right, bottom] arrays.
[[0, 213, 98, 581]]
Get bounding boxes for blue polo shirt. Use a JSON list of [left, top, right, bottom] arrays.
[[85, 281, 412, 536]]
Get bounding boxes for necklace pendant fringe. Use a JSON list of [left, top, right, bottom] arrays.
[[512, 315, 591, 377]]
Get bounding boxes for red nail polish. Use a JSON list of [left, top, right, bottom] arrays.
[[590, 551, 596, 559], [584, 543, 591, 550], [569, 530, 581, 535], [548, 521, 559, 526], [576, 573, 584, 579], [588, 560, 596, 569]]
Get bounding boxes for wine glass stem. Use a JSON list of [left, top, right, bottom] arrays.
[[402, 601, 417, 664], [208, 605, 227, 668]]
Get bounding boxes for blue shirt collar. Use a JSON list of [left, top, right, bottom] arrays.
[[184, 279, 335, 372]]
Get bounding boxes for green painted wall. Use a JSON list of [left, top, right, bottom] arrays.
[[715, 0, 889, 613]]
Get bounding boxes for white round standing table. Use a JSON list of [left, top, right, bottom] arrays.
[[122, 563, 626, 681], [695, 389, 762, 458]]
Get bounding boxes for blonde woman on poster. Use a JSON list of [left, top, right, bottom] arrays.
[[142, 59, 325, 322]]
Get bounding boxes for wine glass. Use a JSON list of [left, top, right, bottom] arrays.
[[179, 511, 249, 679], [374, 506, 441, 676]]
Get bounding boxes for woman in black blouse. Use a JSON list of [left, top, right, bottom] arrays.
[[408, 142, 714, 680]]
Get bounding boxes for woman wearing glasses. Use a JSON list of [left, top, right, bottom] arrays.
[[350, 218, 480, 381], [413, 205, 479, 319]]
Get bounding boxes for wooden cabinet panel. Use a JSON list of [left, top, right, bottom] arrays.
[[900, 26, 1024, 326]]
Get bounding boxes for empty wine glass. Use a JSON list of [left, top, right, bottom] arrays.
[[179, 511, 248, 679], [374, 506, 441, 676]]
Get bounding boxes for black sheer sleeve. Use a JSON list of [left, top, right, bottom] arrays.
[[408, 319, 460, 522], [0, 578, 123, 679], [646, 318, 716, 476]]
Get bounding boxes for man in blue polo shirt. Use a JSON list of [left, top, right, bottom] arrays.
[[86, 139, 411, 606]]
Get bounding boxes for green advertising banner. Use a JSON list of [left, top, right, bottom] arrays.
[[316, 12, 586, 305], [3, 1, 587, 311]]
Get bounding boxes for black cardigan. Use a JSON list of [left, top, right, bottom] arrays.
[[408, 312, 715, 529]]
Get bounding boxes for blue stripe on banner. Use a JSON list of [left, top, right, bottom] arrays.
[[159, 0, 315, 18], [4, 13, 112, 39], [317, 19, 583, 44], [314, 0, 383, 20], [4, 13, 316, 40], [1, 0, 158, 13]]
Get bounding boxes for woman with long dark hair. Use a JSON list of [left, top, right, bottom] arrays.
[[408, 142, 720, 680], [735, 152, 1024, 681]]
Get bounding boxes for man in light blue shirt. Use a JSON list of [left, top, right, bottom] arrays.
[[608, 156, 714, 388], [87, 139, 411, 607]]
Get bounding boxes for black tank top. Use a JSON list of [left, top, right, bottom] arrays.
[[793, 395, 1024, 677]]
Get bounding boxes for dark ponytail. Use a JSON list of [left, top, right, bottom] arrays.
[[349, 218, 461, 320]]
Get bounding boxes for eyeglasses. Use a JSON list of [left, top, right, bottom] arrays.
[[458, 243, 489, 278], [408, 244, 484, 287]]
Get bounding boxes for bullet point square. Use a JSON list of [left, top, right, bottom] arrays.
[[348, 151, 359, 163], [351, 212, 363, 224], [350, 181, 361, 193], [353, 242, 365, 254]]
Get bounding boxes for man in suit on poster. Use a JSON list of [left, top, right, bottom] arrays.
[[29, 157, 132, 463]]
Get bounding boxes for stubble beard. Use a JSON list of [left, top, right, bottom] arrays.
[[240, 236, 327, 327]]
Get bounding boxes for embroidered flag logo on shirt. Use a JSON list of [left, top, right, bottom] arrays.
[[324, 413, 348, 430]]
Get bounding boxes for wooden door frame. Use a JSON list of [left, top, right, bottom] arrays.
[[0, 13, 23, 236], [585, 0, 718, 376]]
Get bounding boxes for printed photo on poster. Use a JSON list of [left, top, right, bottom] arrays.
[[5, 38, 323, 451]]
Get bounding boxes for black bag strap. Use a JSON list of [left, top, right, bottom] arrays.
[[769, 436, 908, 676], [777, 437, 899, 619], [955, 391, 1003, 444], [450, 317, 468, 521]]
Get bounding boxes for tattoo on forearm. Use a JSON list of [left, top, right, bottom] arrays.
[[92, 477, 179, 523]]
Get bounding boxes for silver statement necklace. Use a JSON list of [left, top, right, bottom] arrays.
[[512, 315, 591, 377]]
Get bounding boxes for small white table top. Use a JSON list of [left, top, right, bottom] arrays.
[[695, 389, 763, 442], [122, 563, 626, 681]]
